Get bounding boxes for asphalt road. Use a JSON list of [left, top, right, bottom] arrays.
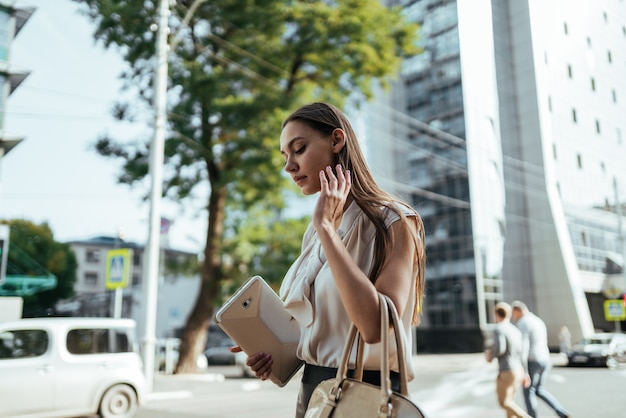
[[136, 353, 626, 418]]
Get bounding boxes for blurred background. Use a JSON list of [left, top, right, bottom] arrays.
[[0, 0, 624, 367]]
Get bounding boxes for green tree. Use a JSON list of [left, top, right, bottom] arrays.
[[1, 219, 77, 317], [74, 0, 419, 372], [220, 205, 311, 297]]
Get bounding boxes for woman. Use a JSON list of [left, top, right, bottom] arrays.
[[234, 102, 426, 417]]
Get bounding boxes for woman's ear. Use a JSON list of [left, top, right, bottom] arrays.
[[331, 128, 346, 153]]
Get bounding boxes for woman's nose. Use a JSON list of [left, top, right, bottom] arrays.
[[284, 158, 297, 173]]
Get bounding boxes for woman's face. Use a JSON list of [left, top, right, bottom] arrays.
[[280, 120, 337, 195]]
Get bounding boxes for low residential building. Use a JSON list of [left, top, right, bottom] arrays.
[[65, 235, 201, 340]]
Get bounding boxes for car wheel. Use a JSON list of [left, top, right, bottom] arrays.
[[99, 384, 138, 418], [606, 356, 619, 370]]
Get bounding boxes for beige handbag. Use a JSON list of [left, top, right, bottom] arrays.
[[305, 293, 426, 418]]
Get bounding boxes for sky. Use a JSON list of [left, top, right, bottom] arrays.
[[1, 0, 210, 254]]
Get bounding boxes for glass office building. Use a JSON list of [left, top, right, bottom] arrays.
[[369, 0, 626, 351]]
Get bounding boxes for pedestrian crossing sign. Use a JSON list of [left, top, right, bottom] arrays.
[[604, 299, 626, 321], [105, 249, 133, 290]]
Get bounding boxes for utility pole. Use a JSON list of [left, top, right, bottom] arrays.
[[141, 0, 169, 393], [613, 177, 625, 332], [615, 178, 626, 282]]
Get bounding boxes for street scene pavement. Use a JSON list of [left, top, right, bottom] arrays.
[[136, 353, 626, 418]]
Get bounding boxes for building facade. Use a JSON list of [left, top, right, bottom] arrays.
[[372, 0, 626, 351], [0, 0, 32, 160], [66, 236, 200, 340]]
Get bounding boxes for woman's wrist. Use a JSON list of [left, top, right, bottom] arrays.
[[314, 220, 339, 238]]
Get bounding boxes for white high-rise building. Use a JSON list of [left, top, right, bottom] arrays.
[[368, 0, 626, 351], [0, 0, 33, 184]]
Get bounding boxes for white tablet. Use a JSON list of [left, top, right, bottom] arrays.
[[214, 275, 303, 387]]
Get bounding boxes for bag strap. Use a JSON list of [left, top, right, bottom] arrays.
[[382, 293, 410, 395], [331, 293, 411, 401]]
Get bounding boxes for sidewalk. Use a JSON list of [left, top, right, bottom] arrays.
[[143, 352, 585, 418]]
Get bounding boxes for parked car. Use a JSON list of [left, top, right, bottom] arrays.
[[156, 338, 208, 373], [0, 317, 146, 418], [205, 324, 254, 377], [567, 332, 626, 368]]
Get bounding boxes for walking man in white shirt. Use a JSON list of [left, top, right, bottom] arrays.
[[486, 302, 531, 418], [511, 301, 571, 418]]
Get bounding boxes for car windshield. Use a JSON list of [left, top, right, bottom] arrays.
[[582, 336, 613, 345]]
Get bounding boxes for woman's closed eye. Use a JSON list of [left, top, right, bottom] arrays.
[[295, 146, 306, 155]]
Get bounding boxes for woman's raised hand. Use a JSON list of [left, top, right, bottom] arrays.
[[313, 164, 351, 230], [229, 346, 273, 381]]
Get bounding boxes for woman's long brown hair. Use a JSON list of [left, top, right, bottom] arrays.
[[283, 102, 426, 325]]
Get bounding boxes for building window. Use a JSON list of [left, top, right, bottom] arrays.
[[84, 272, 98, 286], [603, 11, 608, 23], [590, 78, 595, 91], [0, 10, 9, 61], [553, 143, 557, 160], [563, 22, 568, 34], [581, 231, 587, 247], [567, 64, 573, 78], [86, 250, 100, 263], [548, 96, 552, 111], [0, 75, 4, 117], [618, 128, 622, 144], [586, 36, 592, 47], [577, 154, 582, 169], [595, 119, 601, 134], [572, 108, 577, 123], [612, 89, 617, 103], [600, 161, 606, 174], [607, 50, 612, 63]]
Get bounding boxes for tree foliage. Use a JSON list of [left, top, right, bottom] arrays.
[[220, 205, 311, 298], [73, 0, 419, 372], [1, 219, 77, 317]]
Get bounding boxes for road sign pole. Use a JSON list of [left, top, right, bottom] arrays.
[[0, 225, 9, 286], [114, 287, 123, 319]]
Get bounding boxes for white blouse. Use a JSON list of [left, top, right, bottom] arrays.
[[279, 201, 419, 380]]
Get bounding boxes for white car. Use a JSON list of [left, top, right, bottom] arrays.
[[156, 337, 208, 373], [0, 317, 146, 418], [567, 332, 626, 369]]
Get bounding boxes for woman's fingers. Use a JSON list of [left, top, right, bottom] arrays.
[[334, 164, 345, 189], [319, 169, 329, 194], [314, 164, 351, 229], [338, 165, 351, 194], [246, 351, 273, 380], [321, 165, 350, 195], [326, 165, 338, 190]]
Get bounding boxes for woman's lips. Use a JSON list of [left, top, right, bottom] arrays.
[[294, 176, 306, 186]]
